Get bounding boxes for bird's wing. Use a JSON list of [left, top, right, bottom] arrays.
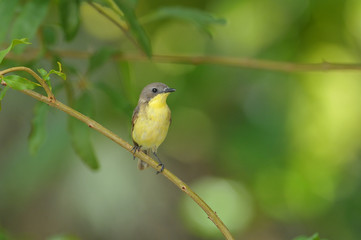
[[131, 104, 140, 146], [131, 104, 140, 132], [169, 107, 172, 126]]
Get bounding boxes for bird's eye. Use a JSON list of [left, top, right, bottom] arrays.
[[152, 88, 158, 93]]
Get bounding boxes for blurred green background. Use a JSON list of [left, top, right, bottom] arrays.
[[1, 0, 361, 239]]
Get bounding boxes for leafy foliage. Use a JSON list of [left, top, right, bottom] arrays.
[[0, 38, 30, 64], [0, 0, 19, 42], [113, 0, 152, 57], [1, 0, 359, 240], [2, 75, 40, 90], [38, 62, 66, 91], [0, 64, 31, 117], [59, 0, 81, 41], [10, 0, 50, 52]]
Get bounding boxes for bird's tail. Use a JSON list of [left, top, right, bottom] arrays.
[[137, 160, 149, 170], [137, 149, 149, 170]]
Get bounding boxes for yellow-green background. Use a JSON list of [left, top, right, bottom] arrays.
[[0, 0, 361, 239]]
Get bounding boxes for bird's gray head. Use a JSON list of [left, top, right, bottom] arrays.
[[139, 82, 176, 103]]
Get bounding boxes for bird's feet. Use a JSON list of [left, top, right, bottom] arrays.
[[131, 145, 141, 160], [156, 163, 165, 174]]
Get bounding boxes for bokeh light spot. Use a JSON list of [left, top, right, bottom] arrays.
[[180, 177, 253, 238]]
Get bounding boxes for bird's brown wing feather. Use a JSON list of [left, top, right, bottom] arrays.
[[131, 104, 140, 145], [169, 106, 172, 126], [131, 105, 139, 131]]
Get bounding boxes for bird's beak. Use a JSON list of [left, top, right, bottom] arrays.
[[164, 87, 176, 93]]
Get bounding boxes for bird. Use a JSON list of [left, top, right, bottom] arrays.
[[131, 82, 175, 174]]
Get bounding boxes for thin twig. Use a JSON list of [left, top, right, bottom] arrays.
[[0, 67, 235, 240], [6, 48, 361, 72], [147, 55, 361, 72]]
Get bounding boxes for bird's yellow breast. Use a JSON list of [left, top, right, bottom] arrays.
[[132, 93, 171, 151]]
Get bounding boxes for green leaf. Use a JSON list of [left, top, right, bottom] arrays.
[[48, 62, 67, 81], [37, 67, 52, 91], [0, 86, 10, 112], [28, 102, 49, 155], [0, 0, 19, 42], [59, 0, 80, 41], [69, 92, 99, 170], [37, 62, 66, 91], [2, 75, 41, 90], [88, 47, 117, 74], [11, 0, 50, 52], [0, 86, 10, 101], [38, 68, 49, 79], [142, 6, 226, 37], [0, 38, 31, 64], [113, 0, 152, 57]]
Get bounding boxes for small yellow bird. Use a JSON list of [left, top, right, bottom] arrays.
[[131, 82, 175, 173]]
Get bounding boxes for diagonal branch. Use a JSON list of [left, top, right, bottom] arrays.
[[0, 67, 235, 240]]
